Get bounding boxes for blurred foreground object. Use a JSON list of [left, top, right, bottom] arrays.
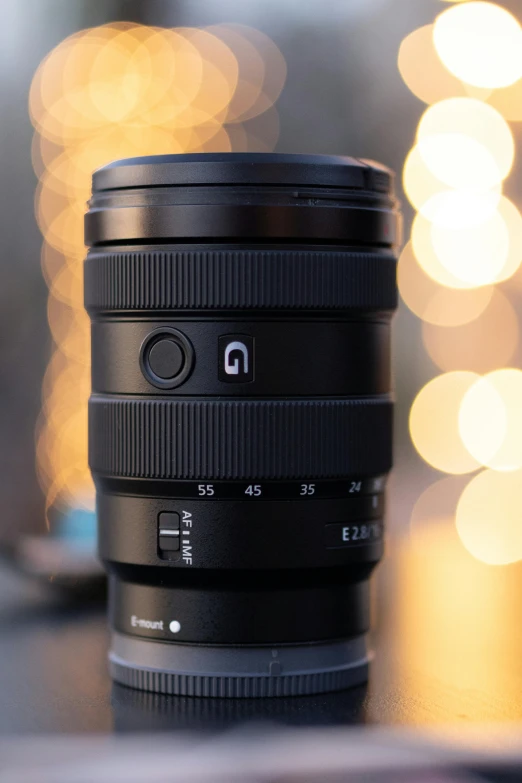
[[3, 727, 522, 782]]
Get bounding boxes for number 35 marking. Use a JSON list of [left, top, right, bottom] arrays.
[[300, 484, 315, 496]]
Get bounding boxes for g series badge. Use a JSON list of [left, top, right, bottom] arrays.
[[218, 335, 254, 383]]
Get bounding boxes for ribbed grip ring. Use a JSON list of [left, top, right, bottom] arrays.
[[110, 658, 368, 698], [110, 632, 369, 698], [84, 249, 397, 313], [89, 396, 392, 480]]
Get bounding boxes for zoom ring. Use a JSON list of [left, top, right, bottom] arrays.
[[89, 396, 392, 480], [84, 249, 397, 312]]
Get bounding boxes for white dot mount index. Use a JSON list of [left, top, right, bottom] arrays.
[[169, 620, 181, 634]]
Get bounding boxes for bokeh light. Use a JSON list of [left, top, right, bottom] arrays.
[[434, 2, 522, 89], [412, 209, 507, 288], [403, 145, 451, 216], [398, 25, 466, 105], [30, 23, 286, 524], [398, 241, 494, 326], [409, 372, 481, 474], [459, 369, 522, 471], [492, 196, 522, 283], [422, 289, 518, 373], [410, 475, 470, 539], [403, 152, 501, 226], [488, 79, 522, 122], [226, 104, 281, 152], [416, 133, 503, 191], [390, 511, 520, 722], [400, 0, 522, 574], [417, 98, 515, 182], [30, 23, 285, 150], [413, 196, 522, 288], [456, 469, 522, 564], [402, 137, 503, 225], [209, 24, 287, 123]]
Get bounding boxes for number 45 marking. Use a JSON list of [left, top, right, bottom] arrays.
[[245, 485, 262, 496]]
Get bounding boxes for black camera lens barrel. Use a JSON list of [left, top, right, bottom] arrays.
[[85, 153, 400, 697]]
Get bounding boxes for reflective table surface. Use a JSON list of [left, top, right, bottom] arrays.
[[2, 510, 522, 735]]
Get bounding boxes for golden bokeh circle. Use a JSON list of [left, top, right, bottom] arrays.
[[409, 372, 481, 474], [494, 196, 522, 283], [31, 22, 286, 516], [417, 133, 504, 191], [412, 210, 506, 289], [434, 2, 522, 89], [456, 469, 522, 565], [399, 241, 493, 326], [431, 207, 509, 286], [417, 98, 514, 183], [403, 145, 501, 225], [398, 24, 466, 105], [410, 475, 471, 539], [459, 369, 522, 472], [488, 79, 522, 122], [422, 289, 518, 373]]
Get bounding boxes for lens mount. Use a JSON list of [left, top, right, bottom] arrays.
[[110, 632, 369, 698]]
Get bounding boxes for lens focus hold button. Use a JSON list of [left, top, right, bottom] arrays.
[[148, 339, 184, 379], [140, 328, 195, 390]]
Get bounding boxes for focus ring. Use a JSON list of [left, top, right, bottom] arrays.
[[89, 396, 392, 480], [84, 249, 397, 313]]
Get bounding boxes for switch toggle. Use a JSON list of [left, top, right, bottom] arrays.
[[158, 512, 180, 552]]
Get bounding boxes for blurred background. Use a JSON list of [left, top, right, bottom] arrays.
[[2, 0, 522, 729], [1, 0, 428, 552]]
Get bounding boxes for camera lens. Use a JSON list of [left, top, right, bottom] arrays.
[[85, 153, 401, 697]]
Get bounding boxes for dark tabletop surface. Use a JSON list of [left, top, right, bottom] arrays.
[[3, 508, 522, 736]]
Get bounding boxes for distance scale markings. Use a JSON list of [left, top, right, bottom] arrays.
[[156, 476, 386, 501]]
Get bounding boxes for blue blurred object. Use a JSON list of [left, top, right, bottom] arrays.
[[54, 507, 97, 552], [15, 505, 104, 596]]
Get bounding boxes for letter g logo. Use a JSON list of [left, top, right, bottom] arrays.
[[224, 341, 249, 375], [218, 335, 254, 383]]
